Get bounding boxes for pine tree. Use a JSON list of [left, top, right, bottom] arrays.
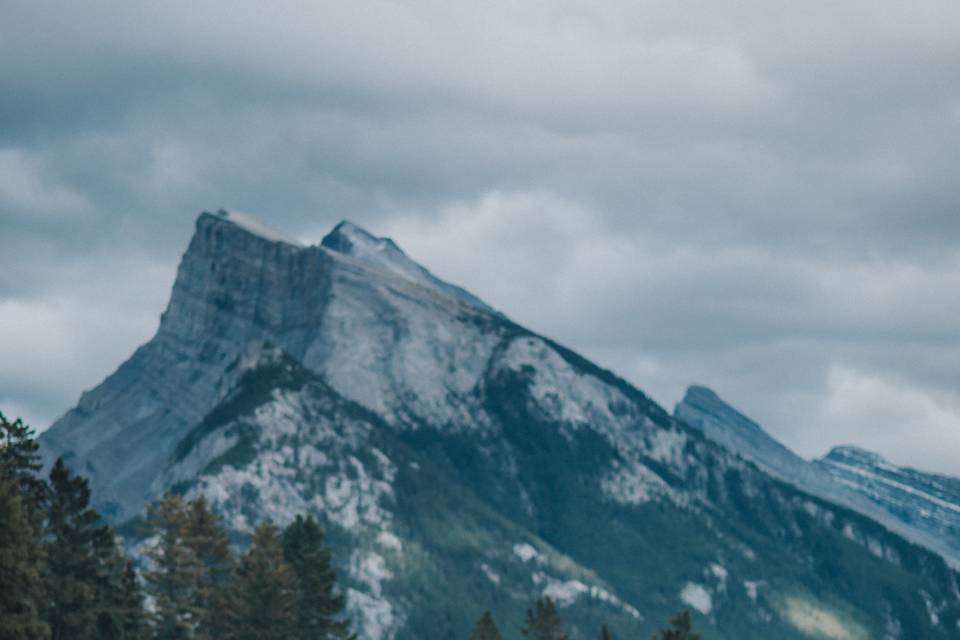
[[468, 610, 502, 640], [522, 596, 568, 640], [107, 562, 148, 640], [143, 494, 203, 639], [222, 521, 299, 640], [182, 496, 232, 639], [0, 412, 48, 521], [651, 610, 701, 640], [282, 514, 351, 640], [121, 562, 148, 639], [599, 623, 613, 640], [44, 457, 103, 639], [0, 476, 50, 640], [92, 534, 148, 640]]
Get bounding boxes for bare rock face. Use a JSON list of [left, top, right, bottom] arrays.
[[40, 211, 960, 640], [42, 210, 499, 519]]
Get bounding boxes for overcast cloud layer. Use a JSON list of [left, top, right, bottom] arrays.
[[2, 1, 959, 473]]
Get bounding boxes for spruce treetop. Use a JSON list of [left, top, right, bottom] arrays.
[[469, 610, 503, 640]]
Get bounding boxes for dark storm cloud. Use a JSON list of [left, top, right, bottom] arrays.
[[1, 0, 959, 471]]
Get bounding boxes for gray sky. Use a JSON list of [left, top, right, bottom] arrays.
[[2, 1, 960, 473]]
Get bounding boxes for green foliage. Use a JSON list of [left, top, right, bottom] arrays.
[[651, 610, 701, 640], [282, 515, 352, 640], [522, 597, 568, 640], [89, 546, 148, 640], [0, 411, 47, 521], [144, 494, 204, 639], [221, 521, 299, 640], [107, 562, 149, 640], [183, 496, 233, 640], [0, 476, 50, 640], [469, 611, 502, 640], [44, 457, 108, 639]]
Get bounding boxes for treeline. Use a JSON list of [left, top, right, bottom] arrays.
[[2, 412, 701, 640], [0, 413, 350, 640], [471, 596, 700, 640]]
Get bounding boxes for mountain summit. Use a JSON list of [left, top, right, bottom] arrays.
[[40, 211, 960, 639], [321, 219, 496, 313]]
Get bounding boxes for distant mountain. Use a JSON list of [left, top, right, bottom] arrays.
[[40, 210, 960, 639], [675, 385, 960, 568], [818, 446, 960, 560]]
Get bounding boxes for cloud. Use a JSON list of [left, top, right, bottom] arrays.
[[0, 0, 959, 473], [379, 190, 960, 471], [819, 366, 960, 474], [0, 149, 91, 220]]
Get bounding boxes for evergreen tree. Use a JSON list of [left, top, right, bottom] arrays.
[[222, 521, 299, 640], [44, 457, 103, 639], [282, 514, 351, 640], [143, 494, 203, 639], [0, 476, 50, 640], [92, 535, 147, 640], [0, 412, 47, 521], [108, 562, 148, 640], [468, 610, 502, 640], [182, 497, 232, 639], [522, 596, 568, 640], [651, 610, 701, 640], [599, 623, 613, 640]]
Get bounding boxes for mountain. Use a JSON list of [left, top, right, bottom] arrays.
[[40, 210, 960, 639], [675, 385, 960, 568], [818, 446, 960, 562]]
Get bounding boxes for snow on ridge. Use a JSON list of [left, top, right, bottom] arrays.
[[325, 220, 426, 283], [544, 579, 589, 605], [826, 460, 960, 515], [541, 578, 642, 620], [217, 209, 305, 247]]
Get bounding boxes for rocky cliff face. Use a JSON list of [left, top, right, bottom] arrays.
[[41, 211, 960, 639], [676, 386, 960, 571]]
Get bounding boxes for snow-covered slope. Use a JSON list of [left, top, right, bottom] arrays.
[[675, 385, 960, 567], [39, 212, 960, 640]]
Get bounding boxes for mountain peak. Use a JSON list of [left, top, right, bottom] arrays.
[[202, 209, 305, 247], [322, 219, 496, 314], [822, 445, 889, 467], [322, 220, 402, 255], [678, 385, 764, 435]]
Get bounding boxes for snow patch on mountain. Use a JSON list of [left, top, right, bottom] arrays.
[[346, 588, 399, 640], [216, 209, 304, 246], [743, 580, 764, 602], [480, 563, 501, 585], [680, 582, 712, 615], [600, 459, 670, 505], [351, 550, 393, 597], [709, 563, 728, 592], [513, 543, 539, 563]]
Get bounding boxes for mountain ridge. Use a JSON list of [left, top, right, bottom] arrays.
[[39, 210, 960, 639], [675, 385, 960, 568]]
